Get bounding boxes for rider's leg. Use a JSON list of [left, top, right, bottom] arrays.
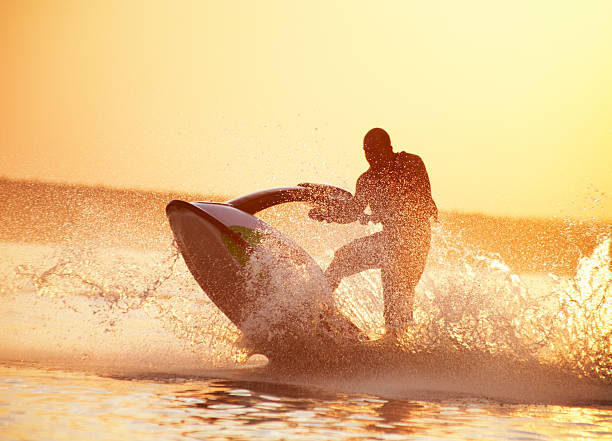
[[381, 225, 431, 333], [324, 232, 384, 291]]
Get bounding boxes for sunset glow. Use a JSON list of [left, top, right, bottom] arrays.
[[1, 1, 611, 219]]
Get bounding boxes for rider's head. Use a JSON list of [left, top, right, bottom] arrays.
[[363, 128, 393, 168]]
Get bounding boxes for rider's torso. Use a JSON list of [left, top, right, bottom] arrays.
[[360, 152, 430, 230]]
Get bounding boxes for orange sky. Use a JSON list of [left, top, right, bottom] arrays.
[[1, 1, 611, 219]]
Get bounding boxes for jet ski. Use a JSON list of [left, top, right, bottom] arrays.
[[166, 183, 364, 363]]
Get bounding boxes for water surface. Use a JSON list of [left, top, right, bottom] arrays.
[[2, 363, 610, 441], [1, 183, 610, 440]]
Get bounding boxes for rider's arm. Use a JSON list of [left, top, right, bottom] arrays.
[[309, 173, 370, 224], [335, 173, 369, 223], [411, 155, 438, 221]]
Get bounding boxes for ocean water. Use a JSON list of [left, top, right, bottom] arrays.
[[0, 193, 611, 440], [1, 363, 610, 441]]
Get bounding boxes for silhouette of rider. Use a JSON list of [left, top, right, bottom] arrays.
[[309, 128, 437, 335]]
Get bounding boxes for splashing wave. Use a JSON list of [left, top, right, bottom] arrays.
[[3, 207, 610, 387]]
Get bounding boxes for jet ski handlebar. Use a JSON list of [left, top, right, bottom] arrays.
[[226, 183, 353, 215]]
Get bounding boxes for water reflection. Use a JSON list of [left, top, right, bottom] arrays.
[[167, 379, 428, 438], [159, 378, 612, 440], [161, 379, 491, 439], [1, 364, 610, 441]]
